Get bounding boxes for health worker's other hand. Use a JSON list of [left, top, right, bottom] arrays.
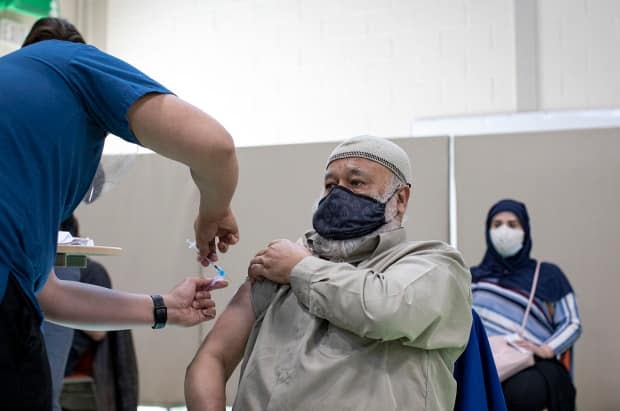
[[164, 277, 229, 326], [248, 239, 311, 284], [513, 339, 555, 359], [194, 207, 239, 266]]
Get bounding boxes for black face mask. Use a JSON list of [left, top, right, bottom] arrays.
[[312, 185, 394, 240]]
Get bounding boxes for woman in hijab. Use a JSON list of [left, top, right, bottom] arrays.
[[471, 199, 581, 411]]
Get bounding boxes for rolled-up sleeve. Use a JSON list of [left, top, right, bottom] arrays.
[[290, 254, 472, 350]]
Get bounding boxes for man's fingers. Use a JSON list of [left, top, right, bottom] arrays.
[[201, 308, 216, 319], [193, 277, 229, 291], [193, 298, 216, 309], [195, 227, 215, 254], [253, 256, 271, 269], [197, 251, 217, 266], [214, 229, 241, 254], [220, 232, 239, 245], [206, 240, 217, 259], [193, 277, 212, 289], [227, 233, 240, 245], [197, 237, 216, 258], [249, 255, 266, 267], [216, 233, 238, 254], [248, 262, 268, 279], [194, 291, 211, 299], [254, 247, 268, 257], [207, 279, 228, 290], [218, 241, 229, 253], [194, 277, 227, 290], [249, 255, 261, 265], [197, 255, 211, 267]]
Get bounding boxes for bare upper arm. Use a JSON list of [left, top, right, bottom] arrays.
[[191, 281, 255, 378], [127, 93, 233, 168]]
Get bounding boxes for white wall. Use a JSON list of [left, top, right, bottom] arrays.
[[10, 0, 620, 148], [538, 0, 620, 109], [104, 0, 516, 147]]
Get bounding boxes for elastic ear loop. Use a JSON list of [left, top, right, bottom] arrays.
[[383, 184, 405, 223]]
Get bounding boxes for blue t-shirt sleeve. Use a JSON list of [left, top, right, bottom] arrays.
[[66, 45, 172, 144]]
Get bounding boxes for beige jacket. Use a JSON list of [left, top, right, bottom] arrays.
[[234, 228, 472, 411]]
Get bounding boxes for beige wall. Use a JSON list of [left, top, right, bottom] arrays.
[[75, 136, 449, 405], [455, 128, 620, 410]]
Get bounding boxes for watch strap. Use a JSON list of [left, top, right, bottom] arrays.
[[150, 294, 167, 329]]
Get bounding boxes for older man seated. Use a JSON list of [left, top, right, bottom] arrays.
[[185, 136, 473, 411]]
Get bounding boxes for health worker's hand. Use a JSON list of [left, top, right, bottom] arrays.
[[164, 277, 229, 326], [248, 239, 311, 284], [194, 207, 239, 266]]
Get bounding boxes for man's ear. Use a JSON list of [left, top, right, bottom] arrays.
[[396, 186, 411, 220]]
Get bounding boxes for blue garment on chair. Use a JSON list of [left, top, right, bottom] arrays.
[[453, 310, 507, 411]]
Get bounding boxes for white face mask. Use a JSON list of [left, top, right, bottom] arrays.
[[490, 225, 524, 258]]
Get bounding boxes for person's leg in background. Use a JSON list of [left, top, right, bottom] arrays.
[[502, 366, 548, 411], [537, 359, 576, 411], [502, 360, 576, 411], [0, 275, 52, 410]]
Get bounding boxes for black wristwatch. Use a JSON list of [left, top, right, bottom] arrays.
[[151, 294, 167, 329]]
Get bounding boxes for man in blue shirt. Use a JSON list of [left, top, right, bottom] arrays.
[[0, 18, 240, 409]]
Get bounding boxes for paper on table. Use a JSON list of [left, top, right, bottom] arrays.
[[57, 231, 95, 247]]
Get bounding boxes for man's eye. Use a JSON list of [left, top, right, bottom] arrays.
[[351, 180, 364, 186], [324, 183, 334, 190]]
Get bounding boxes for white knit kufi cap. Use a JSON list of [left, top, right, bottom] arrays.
[[326, 135, 412, 186]]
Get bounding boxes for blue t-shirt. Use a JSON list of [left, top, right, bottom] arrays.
[[0, 40, 171, 317]]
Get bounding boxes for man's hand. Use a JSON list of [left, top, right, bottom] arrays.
[[194, 207, 239, 266], [164, 277, 229, 326], [248, 239, 311, 284], [513, 339, 555, 359]]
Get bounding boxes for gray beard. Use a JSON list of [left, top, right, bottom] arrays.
[[311, 197, 400, 261]]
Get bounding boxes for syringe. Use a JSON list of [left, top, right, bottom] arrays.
[[186, 239, 226, 284]]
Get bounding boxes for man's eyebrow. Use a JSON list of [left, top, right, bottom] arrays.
[[324, 171, 336, 180], [348, 167, 369, 177], [324, 166, 371, 180]]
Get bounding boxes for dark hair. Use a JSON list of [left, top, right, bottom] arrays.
[[22, 17, 85, 47], [60, 214, 80, 237]]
